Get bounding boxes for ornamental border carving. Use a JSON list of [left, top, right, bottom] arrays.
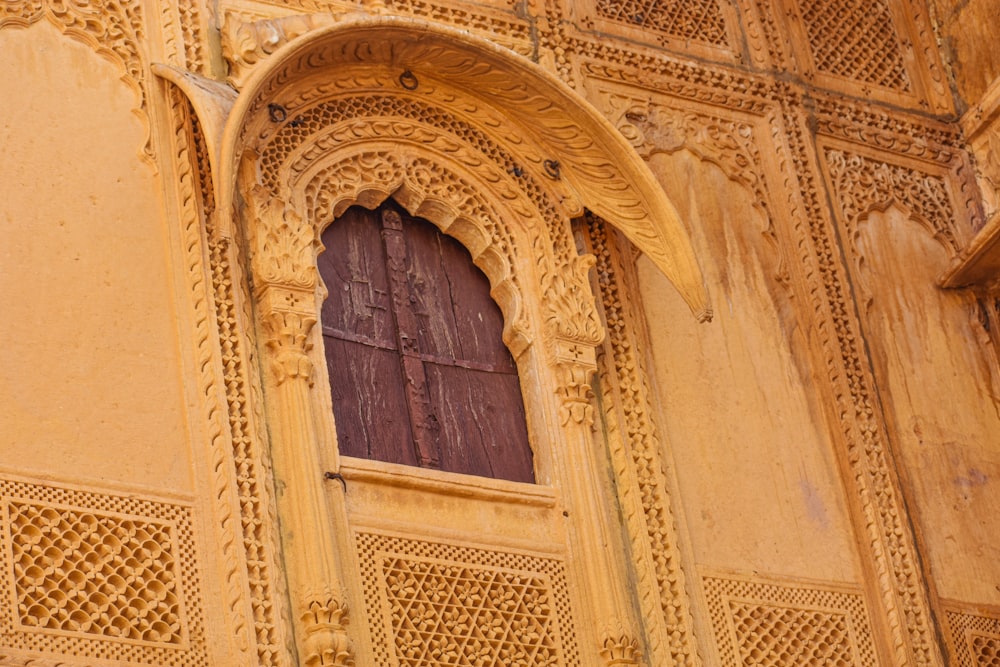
[[587, 215, 703, 667], [822, 144, 966, 258], [167, 87, 294, 667], [773, 94, 943, 667]]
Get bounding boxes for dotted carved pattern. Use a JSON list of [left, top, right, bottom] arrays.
[[798, 0, 910, 91], [945, 609, 1000, 667], [0, 477, 207, 666], [775, 94, 936, 666], [703, 575, 876, 667], [174, 95, 289, 667], [594, 0, 728, 46], [824, 148, 960, 254], [356, 532, 580, 667], [208, 235, 288, 667], [587, 215, 700, 667]]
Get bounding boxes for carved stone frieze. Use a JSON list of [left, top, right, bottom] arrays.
[[824, 148, 962, 255], [813, 94, 962, 164]]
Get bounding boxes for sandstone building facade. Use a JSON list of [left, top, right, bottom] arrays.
[[2, 0, 999, 666]]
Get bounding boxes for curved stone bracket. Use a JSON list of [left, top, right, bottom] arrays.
[[152, 63, 237, 203]]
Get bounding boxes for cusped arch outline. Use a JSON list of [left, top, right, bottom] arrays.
[[195, 15, 711, 321]]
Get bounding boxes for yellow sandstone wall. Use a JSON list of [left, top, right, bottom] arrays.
[[2, 0, 1000, 666], [0, 22, 192, 491]]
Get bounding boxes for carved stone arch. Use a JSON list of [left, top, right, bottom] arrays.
[[615, 103, 771, 219], [824, 147, 963, 258], [297, 148, 540, 357], [214, 15, 710, 321]]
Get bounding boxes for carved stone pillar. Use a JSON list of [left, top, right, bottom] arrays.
[[552, 338, 643, 667], [256, 286, 352, 667], [249, 191, 354, 667]]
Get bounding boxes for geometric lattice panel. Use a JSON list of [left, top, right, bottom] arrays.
[[594, 0, 728, 46], [944, 606, 1000, 667], [703, 573, 878, 667], [0, 475, 207, 666], [798, 0, 911, 91], [356, 531, 580, 667]]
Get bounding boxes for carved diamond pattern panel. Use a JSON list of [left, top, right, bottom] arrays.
[[594, 0, 728, 46], [945, 607, 1000, 667], [357, 531, 580, 667], [798, 0, 911, 91], [703, 574, 877, 667], [0, 476, 207, 666]]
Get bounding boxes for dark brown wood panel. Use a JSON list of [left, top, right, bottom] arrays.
[[425, 363, 533, 483], [323, 336, 415, 464], [318, 201, 534, 483], [317, 206, 395, 349]]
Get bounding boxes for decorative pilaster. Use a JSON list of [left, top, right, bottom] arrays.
[[247, 190, 354, 667], [552, 338, 645, 667], [301, 590, 352, 667], [554, 338, 598, 427]]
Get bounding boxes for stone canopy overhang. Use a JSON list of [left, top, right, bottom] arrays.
[[157, 15, 712, 321]]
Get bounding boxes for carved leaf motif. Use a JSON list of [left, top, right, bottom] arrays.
[[248, 189, 319, 289], [825, 149, 959, 254], [222, 14, 337, 89]]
